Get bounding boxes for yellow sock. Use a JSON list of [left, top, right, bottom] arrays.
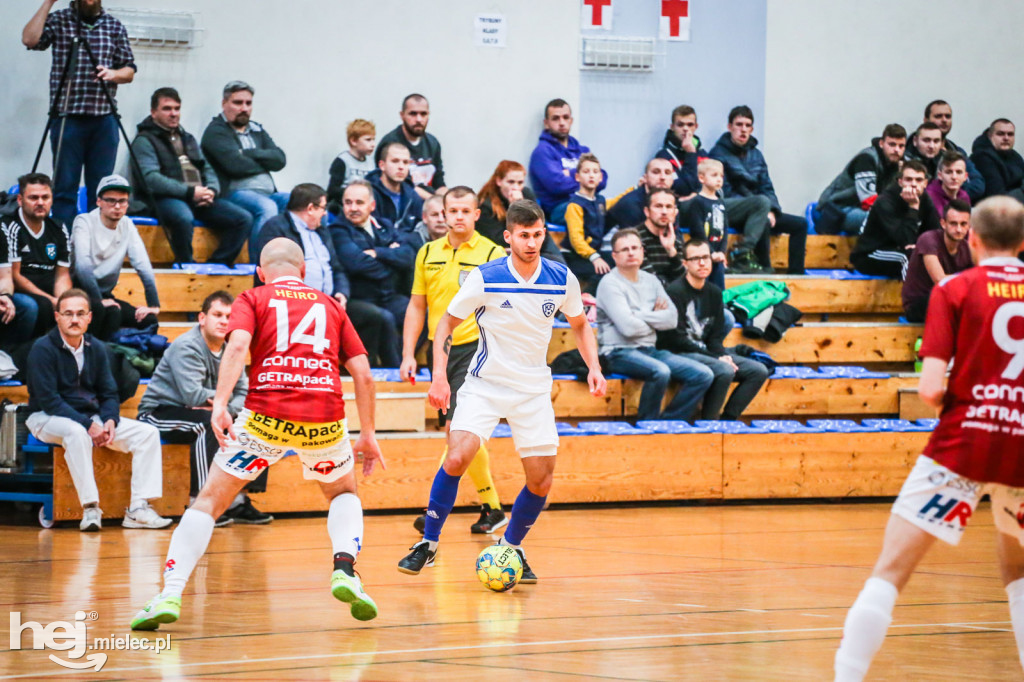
[[465, 444, 501, 510]]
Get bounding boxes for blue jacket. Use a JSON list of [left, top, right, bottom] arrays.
[[655, 129, 702, 197], [366, 169, 423, 232], [27, 327, 120, 429], [528, 130, 607, 214], [709, 132, 781, 212], [255, 213, 350, 297], [328, 215, 416, 304]]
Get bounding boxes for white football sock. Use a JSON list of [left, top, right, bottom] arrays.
[[1006, 577, 1024, 671], [834, 577, 898, 682], [160, 509, 215, 598], [228, 492, 245, 510], [328, 493, 363, 558]]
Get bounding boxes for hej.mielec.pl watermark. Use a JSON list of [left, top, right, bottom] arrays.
[[9, 610, 171, 672]]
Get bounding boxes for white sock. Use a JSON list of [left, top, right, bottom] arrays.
[[1007, 577, 1024, 671], [160, 509, 215, 598], [228, 492, 246, 510], [834, 577, 898, 682], [129, 499, 147, 512], [498, 536, 521, 550], [327, 493, 363, 559]]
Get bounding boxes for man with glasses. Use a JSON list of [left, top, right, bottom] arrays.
[[71, 175, 160, 340], [657, 239, 769, 421], [596, 228, 713, 422], [25, 288, 171, 532]]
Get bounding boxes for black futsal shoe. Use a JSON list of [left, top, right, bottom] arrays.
[[397, 540, 437, 575]]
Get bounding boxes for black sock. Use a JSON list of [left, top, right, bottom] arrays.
[[333, 552, 355, 576]]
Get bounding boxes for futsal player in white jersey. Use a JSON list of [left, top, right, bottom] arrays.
[[398, 199, 606, 580]]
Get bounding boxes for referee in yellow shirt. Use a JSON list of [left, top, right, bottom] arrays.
[[401, 186, 508, 534]]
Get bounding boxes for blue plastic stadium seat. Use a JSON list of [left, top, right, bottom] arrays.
[[551, 373, 577, 381], [806, 419, 876, 433], [491, 423, 513, 438], [546, 222, 566, 233], [555, 422, 588, 436], [915, 418, 939, 430], [815, 366, 890, 379], [805, 202, 818, 234], [751, 420, 825, 433], [771, 366, 829, 379], [805, 268, 886, 281], [6, 184, 17, 195], [130, 216, 159, 226], [860, 418, 933, 432], [0, 380, 23, 387], [77, 186, 89, 214], [552, 318, 571, 328], [636, 420, 714, 434], [575, 421, 654, 435], [694, 420, 771, 434], [174, 263, 256, 275], [368, 368, 430, 383]]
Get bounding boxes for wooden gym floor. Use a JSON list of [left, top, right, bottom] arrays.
[[1, 502, 1019, 681]]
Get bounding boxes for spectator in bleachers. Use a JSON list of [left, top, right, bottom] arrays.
[[255, 183, 390, 367], [638, 189, 686, 285], [137, 290, 271, 526], [710, 105, 808, 275], [22, 0, 136, 229], [71, 175, 159, 341], [0, 240, 37, 350], [901, 199, 972, 323], [597, 228, 711, 422], [658, 239, 769, 421], [817, 123, 907, 235], [330, 180, 408, 366], [411, 195, 449, 246], [655, 104, 702, 200], [606, 157, 678, 231], [925, 151, 971, 219], [528, 98, 607, 223], [5, 173, 70, 335], [923, 99, 985, 202], [366, 142, 423, 232], [201, 81, 289, 258], [681, 159, 732, 286], [851, 160, 939, 280], [327, 119, 376, 214], [565, 153, 621, 290], [25, 288, 171, 532], [971, 118, 1024, 202], [374, 94, 445, 199], [477, 160, 565, 262], [904, 122, 944, 178], [131, 87, 251, 265]]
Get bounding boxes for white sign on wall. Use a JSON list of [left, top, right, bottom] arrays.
[[475, 14, 507, 47]]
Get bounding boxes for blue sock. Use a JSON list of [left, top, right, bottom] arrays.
[[423, 468, 461, 542], [504, 486, 547, 546]]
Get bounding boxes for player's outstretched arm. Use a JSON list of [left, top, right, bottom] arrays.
[[345, 353, 386, 475], [566, 312, 607, 397], [428, 312, 465, 413], [918, 356, 948, 411], [400, 295, 428, 383], [211, 330, 251, 448]]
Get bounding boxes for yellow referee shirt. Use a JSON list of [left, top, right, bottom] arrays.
[[411, 231, 505, 345]]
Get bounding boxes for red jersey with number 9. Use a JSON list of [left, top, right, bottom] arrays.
[[227, 276, 367, 422], [920, 259, 1024, 486]]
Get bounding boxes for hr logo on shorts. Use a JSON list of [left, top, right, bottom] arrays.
[[918, 493, 972, 527], [227, 452, 269, 473]]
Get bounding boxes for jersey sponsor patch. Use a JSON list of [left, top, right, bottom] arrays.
[[244, 411, 347, 449]]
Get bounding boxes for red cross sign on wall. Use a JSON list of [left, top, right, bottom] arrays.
[[582, 0, 613, 30], [660, 0, 691, 41]]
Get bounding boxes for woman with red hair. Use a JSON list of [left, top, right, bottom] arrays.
[[477, 160, 565, 263]]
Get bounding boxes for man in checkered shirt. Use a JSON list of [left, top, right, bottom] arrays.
[[23, 0, 136, 229]]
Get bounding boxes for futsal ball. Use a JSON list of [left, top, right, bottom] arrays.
[[475, 544, 523, 592]]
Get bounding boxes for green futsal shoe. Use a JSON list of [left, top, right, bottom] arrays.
[[130, 593, 181, 630], [331, 570, 378, 621]]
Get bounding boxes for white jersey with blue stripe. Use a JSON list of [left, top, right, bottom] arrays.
[[447, 256, 584, 394]]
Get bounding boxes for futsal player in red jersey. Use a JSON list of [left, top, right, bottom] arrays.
[[835, 197, 1024, 681], [130, 239, 386, 630]]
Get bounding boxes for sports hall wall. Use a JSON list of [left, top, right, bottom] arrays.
[[2, 0, 1024, 211]]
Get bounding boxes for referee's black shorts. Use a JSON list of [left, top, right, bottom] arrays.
[[428, 340, 478, 424]]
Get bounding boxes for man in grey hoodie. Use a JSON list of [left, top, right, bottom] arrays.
[[137, 291, 271, 525]]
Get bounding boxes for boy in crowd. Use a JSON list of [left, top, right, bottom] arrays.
[[655, 105, 702, 200], [682, 158, 738, 288], [925, 150, 971, 219], [900, 200, 973, 322], [564, 153, 622, 290], [327, 119, 376, 214]]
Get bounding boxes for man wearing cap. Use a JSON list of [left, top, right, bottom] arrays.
[[71, 175, 160, 340], [201, 81, 289, 258]]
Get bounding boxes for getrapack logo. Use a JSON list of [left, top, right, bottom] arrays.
[[9, 610, 171, 671]]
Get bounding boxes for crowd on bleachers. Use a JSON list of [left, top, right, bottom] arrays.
[[4, 1, 1024, 527]]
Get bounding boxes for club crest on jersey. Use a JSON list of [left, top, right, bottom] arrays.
[[46, 243, 57, 260], [541, 300, 556, 317]]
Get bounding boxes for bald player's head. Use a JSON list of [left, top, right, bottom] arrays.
[[257, 238, 306, 283]]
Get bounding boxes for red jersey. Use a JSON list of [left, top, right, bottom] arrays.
[[227, 276, 367, 422], [920, 258, 1024, 486]]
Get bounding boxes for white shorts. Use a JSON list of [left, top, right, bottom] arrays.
[[892, 454, 1024, 546], [214, 409, 354, 483], [449, 376, 558, 456]]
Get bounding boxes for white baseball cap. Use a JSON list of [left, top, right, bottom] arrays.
[[96, 174, 132, 198]]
